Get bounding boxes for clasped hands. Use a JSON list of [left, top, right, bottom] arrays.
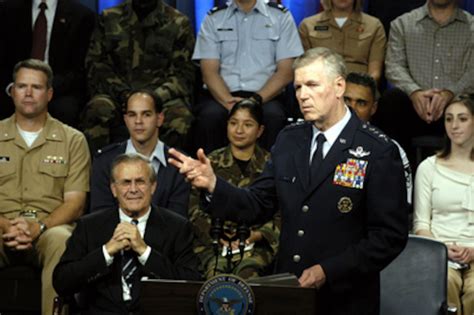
[[410, 89, 454, 123], [448, 244, 474, 264], [2, 218, 42, 250], [105, 222, 147, 257]]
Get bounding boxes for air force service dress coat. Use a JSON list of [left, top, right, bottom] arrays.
[[209, 112, 408, 314]]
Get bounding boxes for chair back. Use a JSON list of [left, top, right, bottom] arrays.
[[380, 235, 448, 315]]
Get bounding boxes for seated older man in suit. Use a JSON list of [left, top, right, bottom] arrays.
[[90, 89, 190, 218], [53, 153, 200, 314]]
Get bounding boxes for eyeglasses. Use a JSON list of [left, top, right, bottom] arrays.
[[114, 178, 150, 189]]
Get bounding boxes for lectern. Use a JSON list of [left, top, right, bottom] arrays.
[[141, 278, 317, 315]]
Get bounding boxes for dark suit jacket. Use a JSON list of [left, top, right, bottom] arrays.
[[53, 206, 200, 314], [210, 112, 408, 314], [0, 0, 95, 118], [90, 141, 190, 217]]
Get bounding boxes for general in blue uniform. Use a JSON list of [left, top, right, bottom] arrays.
[[169, 48, 408, 314]]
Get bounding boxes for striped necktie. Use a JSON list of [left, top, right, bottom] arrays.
[[121, 219, 139, 293]]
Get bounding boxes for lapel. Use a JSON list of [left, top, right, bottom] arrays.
[[104, 210, 128, 308], [306, 114, 359, 196], [156, 147, 172, 196], [292, 124, 313, 190], [143, 206, 164, 251], [20, 0, 34, 47], [49, 0, 69, 61]]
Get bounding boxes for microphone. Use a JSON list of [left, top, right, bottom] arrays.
[[237, 222, 250, 258], [210, 217, 223, 257]]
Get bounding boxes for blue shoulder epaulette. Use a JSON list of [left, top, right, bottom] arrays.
[[281, 119, 308, 133], [267, 2, 288, 12], [360, 122, 389, 143], [208, 5, 228, 15]]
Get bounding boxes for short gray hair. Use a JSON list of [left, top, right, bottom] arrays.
[[13, 59, 54, 88], [293, 47, 347, 80], [110, 153, 156, 184]]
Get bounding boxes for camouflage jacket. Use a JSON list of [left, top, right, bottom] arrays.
[[86, 0, 195, 106], [189, 145, 280, 255]]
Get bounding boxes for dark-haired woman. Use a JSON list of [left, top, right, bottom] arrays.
[[188, 99, 280, 279], [414, 94, 474, 315]]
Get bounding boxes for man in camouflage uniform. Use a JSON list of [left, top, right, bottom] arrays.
[[81, 0, 195, 152], [189, 144, 280, 279]]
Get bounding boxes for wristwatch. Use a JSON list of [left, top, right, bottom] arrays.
[[38, 221, 47, 235]]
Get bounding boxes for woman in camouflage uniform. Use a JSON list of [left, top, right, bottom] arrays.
[[189, 99, 280, 279]]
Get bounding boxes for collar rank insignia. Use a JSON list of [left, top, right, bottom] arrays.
[[349, 146, 370, 158]]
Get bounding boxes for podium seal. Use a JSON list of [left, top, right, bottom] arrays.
[[197, 274, 255, 315]]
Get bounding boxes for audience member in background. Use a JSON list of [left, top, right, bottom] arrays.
[[189, 99, 279, 279], [0, 59, 90, 315], [82, 0, 195, 152], [192, 0, 303, 153], [414, 94, 474, 315], [90, 89, 190, 217], [383, 0, 474, 152], [0, 0, 95, 126], [54, 153, 200, 314], [344, 72, 412, 206], [298, 0, 386, 84]]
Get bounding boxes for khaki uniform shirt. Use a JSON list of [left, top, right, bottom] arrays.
[[298, 10, 386, 74], [0, 114, 90, 219]]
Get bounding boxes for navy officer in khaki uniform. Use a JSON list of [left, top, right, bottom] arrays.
[[298, 0, 386, 84], [0, 59, 90, 315], [169, 47, 408, 314]]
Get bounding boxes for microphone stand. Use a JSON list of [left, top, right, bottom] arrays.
[[210, 218, 223, 275]]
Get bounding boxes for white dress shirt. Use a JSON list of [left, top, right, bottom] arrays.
[[310, 106, 352, 164]]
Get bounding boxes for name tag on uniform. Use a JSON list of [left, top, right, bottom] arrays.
[[314, 25, 329, 31], [333, 158, 368, 189], [0, 156, 10, 162], [217, 28, 233, 31]]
